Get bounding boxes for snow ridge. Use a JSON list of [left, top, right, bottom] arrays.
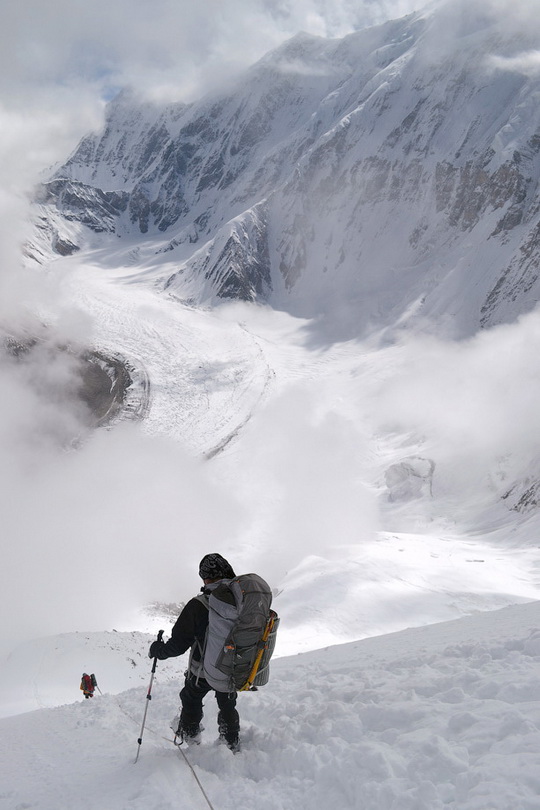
[[1, 602, 539, 810]]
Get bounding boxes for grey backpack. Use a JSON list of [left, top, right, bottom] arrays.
[[196, 573, 279, 693]]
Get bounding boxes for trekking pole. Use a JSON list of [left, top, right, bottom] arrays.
[[134, 629, 164, 763]]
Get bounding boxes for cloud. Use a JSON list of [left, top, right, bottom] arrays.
[[370, 309, 540, 514], [0, 414, 244, 655], [0, 1, 426, 108], [410, 0, 540, 69], [217, 379, 380, 584], [489, 50, 540, 77], [485, 0, 540, 30], [274, 59, 337, 78]]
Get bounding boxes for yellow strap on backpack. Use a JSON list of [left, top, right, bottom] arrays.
[[239, 614, 276, 692]]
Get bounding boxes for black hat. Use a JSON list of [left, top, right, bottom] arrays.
[[198, 553, 235, 581]]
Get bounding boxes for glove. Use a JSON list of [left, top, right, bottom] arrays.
[[149, 640, 164, 659]]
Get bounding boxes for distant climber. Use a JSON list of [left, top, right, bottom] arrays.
[[80, 672, 97, 699]]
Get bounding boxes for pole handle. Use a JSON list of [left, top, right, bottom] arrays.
[[150, 629, 164, 675]]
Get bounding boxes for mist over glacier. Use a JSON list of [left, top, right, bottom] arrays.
[[1, 0, 540, 696]]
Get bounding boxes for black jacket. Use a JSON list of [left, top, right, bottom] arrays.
[[152, 594, 208, 662]]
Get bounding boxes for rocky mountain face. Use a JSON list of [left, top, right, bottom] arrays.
[[34, 0, 540, 339]]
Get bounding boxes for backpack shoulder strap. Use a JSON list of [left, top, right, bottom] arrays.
[[188, 592, 210, 684], [194, 592, 210, 610]]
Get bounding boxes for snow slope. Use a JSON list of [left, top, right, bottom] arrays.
[[1, 602, 539, 810], [0, 627, 176, 720]]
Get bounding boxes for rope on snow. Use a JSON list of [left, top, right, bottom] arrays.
[[176, 744, 216, 810], [113, 693, 217, 810]]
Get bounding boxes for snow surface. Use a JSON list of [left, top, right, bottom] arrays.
[[1, 603, 540, 809]]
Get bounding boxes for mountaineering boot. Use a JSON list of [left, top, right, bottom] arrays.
[[178, 724, 202, 746], [171, 715, 203, 746], [182, 726, 202, 746], [226, 735, 241, 754], [219, 730, 240, 753], [218, 718, 240, 753]]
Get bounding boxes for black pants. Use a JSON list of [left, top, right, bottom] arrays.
[[180, 675, 239, 741]]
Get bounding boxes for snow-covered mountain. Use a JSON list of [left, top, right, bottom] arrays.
[[35, 0, 540, 339]]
